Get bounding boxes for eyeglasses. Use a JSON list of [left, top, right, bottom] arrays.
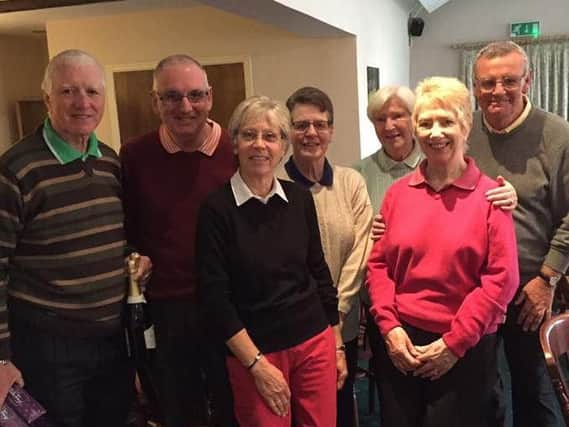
[[156, 89, 210, 106], [291, 120, 331, 132], [239, 129, 281, 143], [476, 75, 526, 92]]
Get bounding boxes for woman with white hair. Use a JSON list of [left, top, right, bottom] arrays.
[[355, 85, 424, 213]]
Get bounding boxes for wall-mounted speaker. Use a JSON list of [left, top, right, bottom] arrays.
[[408, 17, 425, 37]]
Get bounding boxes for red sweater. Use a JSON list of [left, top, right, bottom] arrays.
[[366, 158, 519, 357], [121, 130, 237, 299]]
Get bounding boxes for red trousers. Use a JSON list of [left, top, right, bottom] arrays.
[[226, 327, 337, 426]]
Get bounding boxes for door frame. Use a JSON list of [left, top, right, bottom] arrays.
[[106, 55, 254, 146], [15, 98, 46, 140]]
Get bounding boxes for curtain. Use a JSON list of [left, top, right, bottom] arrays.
[[459, 41, 569, 120], [460, 49, 479, 112]]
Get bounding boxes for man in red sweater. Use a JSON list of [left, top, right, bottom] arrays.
[[120, 55, 237, 427]]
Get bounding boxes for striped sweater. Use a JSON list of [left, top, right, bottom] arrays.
[[0, 127, 127, 358]]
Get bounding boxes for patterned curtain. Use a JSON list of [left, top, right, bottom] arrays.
[[460, 49, 478, 112], [459, 41, 569, 120]]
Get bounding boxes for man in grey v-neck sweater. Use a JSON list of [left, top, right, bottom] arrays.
[[469, 40, 569, 427]]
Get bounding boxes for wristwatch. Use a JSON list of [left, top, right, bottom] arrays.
[[538, 271, 562, 288]]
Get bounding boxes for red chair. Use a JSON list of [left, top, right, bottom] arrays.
[[539, 312, 569, 426]]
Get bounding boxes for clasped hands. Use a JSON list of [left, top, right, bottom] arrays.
[[384, 327, 458, 381]]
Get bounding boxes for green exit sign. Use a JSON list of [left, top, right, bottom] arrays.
[[510, 21, 541, 38]]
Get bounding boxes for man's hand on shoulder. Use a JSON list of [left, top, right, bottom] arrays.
[[485, 176, 518, 211], [0, 361, 24, 406]]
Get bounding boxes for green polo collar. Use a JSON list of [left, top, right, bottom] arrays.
[[43, 118, 102, 164]]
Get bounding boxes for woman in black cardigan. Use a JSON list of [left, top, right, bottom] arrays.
[[196, 95, 346, 426]]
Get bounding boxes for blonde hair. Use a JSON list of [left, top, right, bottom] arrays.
[[413, 77, 473, 137], [367, 86, 415, 121], [227, 95, 291, 154]]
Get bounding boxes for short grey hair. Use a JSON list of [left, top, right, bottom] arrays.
[[367, 86, 415, 121], [152, 54, 209, 91], [473, 41, 530, 80], [227, 95, 291, 154], [41, 49, 105, 95]]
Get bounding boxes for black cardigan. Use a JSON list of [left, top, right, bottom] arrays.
[[196, 179, 338, 353]]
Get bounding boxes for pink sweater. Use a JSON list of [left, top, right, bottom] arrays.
[[366, 157, 519, 358]]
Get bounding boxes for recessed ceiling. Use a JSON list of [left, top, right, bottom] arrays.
[[417, 0, 450, 13], [0, 0, 349, 38]]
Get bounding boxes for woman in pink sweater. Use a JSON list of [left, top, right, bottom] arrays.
[[366, 77, 519, 427]]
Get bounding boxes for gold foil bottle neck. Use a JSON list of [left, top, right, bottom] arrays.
[[127, 252, 142, 298]]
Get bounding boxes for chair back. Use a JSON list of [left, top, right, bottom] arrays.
[[540, 312, 569, 426]]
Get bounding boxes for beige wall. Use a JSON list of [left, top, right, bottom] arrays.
[[0, 35, 48, 154], [276, 0, 412, 158], [46, 6, 360, 166]]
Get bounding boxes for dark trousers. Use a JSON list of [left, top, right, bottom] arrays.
[[377, 324, 502, 427], [150, 298, 236, 427], [337, 337, 358, 427], [11, 320, 134, 427], [501, 303, 563, 427]]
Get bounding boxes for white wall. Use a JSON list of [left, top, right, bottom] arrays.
[[277, 0, 413, 158], [410, 0, 569, 87]]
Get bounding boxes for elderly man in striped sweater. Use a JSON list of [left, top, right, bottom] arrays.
[[0, 49, 150, 427]]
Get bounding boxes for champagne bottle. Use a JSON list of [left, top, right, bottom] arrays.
[[124, 253, 159, 412], [126, 253, 156, 354]]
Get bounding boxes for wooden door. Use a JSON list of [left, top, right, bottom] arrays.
[[113, 70, 160, 144], [16, 100, 47, 140], [114, 62, 246, 144], [204, 63, 245, 130]]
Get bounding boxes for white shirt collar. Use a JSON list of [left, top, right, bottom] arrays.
[[230, 171, 288, 206]]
